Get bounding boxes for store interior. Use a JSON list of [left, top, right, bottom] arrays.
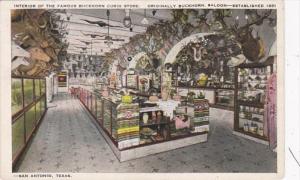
[[11, 9, 277, 172]]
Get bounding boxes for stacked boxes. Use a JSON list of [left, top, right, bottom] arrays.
[[116, 103, 140, 149], [191, 99, 210, 133]]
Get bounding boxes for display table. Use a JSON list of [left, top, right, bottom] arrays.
[[76, 87, 210, 162]]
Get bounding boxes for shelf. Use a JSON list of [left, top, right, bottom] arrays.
[[130, 91, 151, 97], [140, 107, 161, 113], [140, 121, 168, 127], [210, 104, 234, 111], [238, 88, 266, 91], [237, 100, 264, 108], [239, 117, 263, 123], [235, 128, 268, 141], [238, 57, 274, 68], [175, 86, 234, 90]]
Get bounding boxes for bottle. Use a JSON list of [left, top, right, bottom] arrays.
[[143, 113, 149, 124]]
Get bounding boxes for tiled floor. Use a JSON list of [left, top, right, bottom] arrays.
[[16, 93, 276, 173]]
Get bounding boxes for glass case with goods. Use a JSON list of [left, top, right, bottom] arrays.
[[215, 90, 234, 108], [139, 108, 168, 145], [25, 105, 36, 140], [234, 58, 274, 141], [41, 79, 46, 94], [12, 115, 25, 159], [75, 87, 210, 161], [11, 77, 47, 163], [103, 98, 113, 134], [116, 103, 140, 149], [40, 95, 46, 116], [170, 99, 210, 138], [35, 101, 42, 122], [191, 99, 210, 133]]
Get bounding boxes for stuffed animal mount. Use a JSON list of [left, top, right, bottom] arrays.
[[11, 9, 67, 77], [229, 10, 273, 62]]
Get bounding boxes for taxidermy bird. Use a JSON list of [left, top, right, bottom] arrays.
[[81, 19, 122, 28]]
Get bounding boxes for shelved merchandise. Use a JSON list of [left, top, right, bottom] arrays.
[[116, 103, 140, 149], [102, 98, 114, 135], [191, 99, 210, 133], [234, 58, 274, 140], [215, 90, 234, 108], [139, 107, 168, 144], [126, 74, 138, 89]]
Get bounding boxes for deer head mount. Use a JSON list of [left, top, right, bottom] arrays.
[[229, 10, 273, 61]]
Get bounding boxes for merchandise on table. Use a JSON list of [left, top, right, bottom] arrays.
[[116, 103, 140, 149]]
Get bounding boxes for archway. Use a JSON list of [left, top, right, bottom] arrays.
[[162, 32, 216, 90], [164, 32, 216, 65]]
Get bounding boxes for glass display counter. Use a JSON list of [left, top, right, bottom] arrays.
[[76, 87, 209, 161], [11, 77, 47, 165]]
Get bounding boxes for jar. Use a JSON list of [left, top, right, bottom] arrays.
[[258, 127, 264, 136], [143, 113, 149, 124], [240, 112, 245, 118], [243, 123, 249, 132]]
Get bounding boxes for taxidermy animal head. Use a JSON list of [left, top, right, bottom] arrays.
[[229, 10, 272, 61]]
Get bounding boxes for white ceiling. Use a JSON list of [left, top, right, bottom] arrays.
[[58, 9, 173, 56]]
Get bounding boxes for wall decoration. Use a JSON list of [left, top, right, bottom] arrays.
[[57, 71, 67, 87]]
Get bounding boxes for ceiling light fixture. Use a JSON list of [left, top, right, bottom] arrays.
[[66, 11, 72, 21], [106, 10, 114, 48], [123, 9, 132, 28], [141, 9, 149, 25], [105, 40, 113, 48]]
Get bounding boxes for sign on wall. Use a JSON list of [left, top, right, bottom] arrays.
[[58, 72, 67, 87]]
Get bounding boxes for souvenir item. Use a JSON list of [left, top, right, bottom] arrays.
[[174, 115, 190, 129], [121, 95, 133, 104], [197, 73, 208, 86], [143, 113, 149, 124]]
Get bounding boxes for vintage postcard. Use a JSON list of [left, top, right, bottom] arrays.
[[0, 0, 285, 179]]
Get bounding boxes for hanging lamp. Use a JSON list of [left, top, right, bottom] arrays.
[[141, 9, 149, 25], [123, 9, 132, 28], [105, 10, 113, 48]]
